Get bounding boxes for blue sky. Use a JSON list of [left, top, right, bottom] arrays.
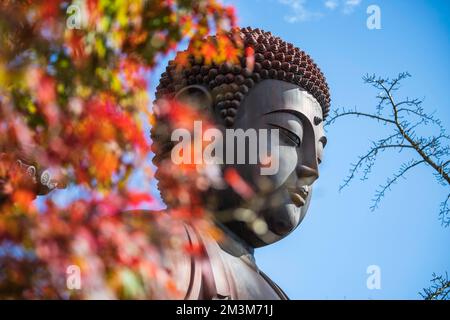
[[49, 0, 450, 299], [215, 0, 450, 299]]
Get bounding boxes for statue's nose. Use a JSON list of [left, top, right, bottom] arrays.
[[296, 164, 319, 185]]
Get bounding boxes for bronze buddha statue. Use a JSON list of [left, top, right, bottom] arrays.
[[0, 27, 330, 300], [148, 27, 330, 299]]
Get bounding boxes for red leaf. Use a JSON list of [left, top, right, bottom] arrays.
[[223, 168, 254, 199]]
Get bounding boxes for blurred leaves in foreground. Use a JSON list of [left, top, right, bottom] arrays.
[[0, 0, 238, 299]]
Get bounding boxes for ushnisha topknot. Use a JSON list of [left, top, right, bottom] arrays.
[[154, 26, 331, 128]]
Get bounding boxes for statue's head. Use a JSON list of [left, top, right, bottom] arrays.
[[151, 27, 330, 248]]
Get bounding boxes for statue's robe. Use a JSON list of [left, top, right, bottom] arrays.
[[181, 223, 288, 300], [124, 211, 288, 300]]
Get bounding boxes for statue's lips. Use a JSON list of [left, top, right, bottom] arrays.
[[289, 192, 306, 207], [288, 186, 309, 207]]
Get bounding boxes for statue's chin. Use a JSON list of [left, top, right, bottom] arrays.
[[209, 187, 311, 248], [220, 202, 305, 249]]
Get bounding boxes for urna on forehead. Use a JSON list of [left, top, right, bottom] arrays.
[[154, 26, 331, 127]]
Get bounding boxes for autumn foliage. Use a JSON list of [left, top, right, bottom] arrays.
[[0, 0, 237, 299]]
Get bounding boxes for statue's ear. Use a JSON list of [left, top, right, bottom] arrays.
[[174, 85, 213, 111]]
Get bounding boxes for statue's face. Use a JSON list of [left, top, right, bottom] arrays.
[[173, 80, 326, 247], [210, 80, 326, 247]]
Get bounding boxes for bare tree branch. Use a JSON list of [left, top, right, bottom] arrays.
[[420, 272, 450, 300], [439, 194, 450, 228], [328, 72, 450, 300], [340, 141, 412, 191], [370, 159, 426, 211], [326, 109, 396, 126], [377, 78, 450, 185], [326, 72, 449, 223]]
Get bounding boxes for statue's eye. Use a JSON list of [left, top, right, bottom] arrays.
[[281, 128, 301, 147], [268, 123, 301, 147]]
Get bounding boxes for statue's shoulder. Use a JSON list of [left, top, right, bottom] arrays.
[[120, 210, 196, 299], [119, 210, 288, 300], [120, 210, 228, 299]]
